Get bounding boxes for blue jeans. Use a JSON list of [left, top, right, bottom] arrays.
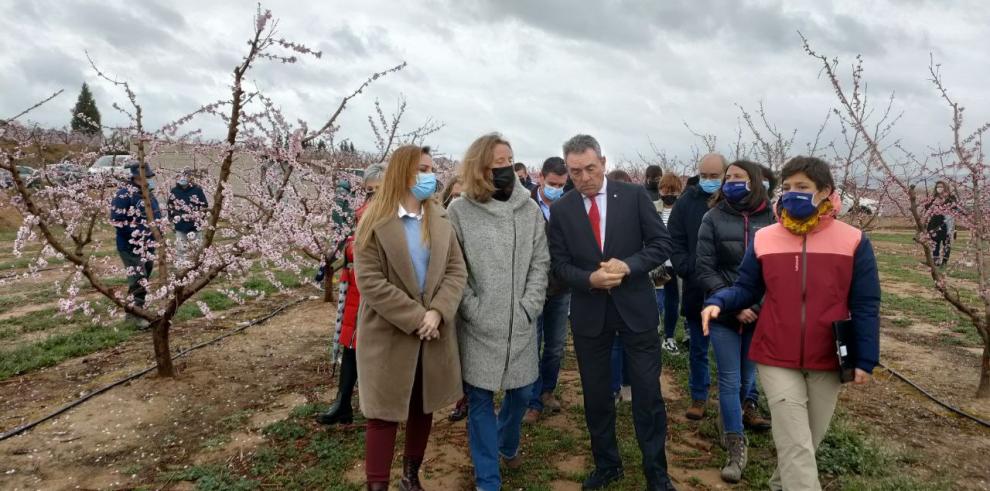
[[529, 292, 571, 410], [686, 316, 711, 401], [661, 280, 680, 339], [609, 335, 632, 395], [466, 383, 531, 491], [709, 322, 757, 434]]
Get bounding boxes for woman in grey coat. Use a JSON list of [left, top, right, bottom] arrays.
[[447, 133, 549, 491]]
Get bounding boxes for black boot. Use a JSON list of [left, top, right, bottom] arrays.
[[398, 457, 425, 491], [317, 348, 357, 425]]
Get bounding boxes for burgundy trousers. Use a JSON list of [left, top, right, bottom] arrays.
[[364, 360, 433, 483]]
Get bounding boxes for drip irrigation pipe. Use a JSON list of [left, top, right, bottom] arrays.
[[0, 297, 307, 442], [878, 362, 990, 429]]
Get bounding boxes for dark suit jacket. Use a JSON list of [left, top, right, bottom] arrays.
[[547, 179, 672, 337]]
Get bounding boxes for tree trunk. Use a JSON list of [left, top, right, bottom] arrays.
[[152, 318, 176, 377], [978, 342, 990, 399]]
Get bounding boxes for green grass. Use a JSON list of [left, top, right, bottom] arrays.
[[869, 232, 920, 246], [0, 322, 137, 379], [160, 401, 365, 490], [160, 465, 258, 491], [882, 291, 980, 348]]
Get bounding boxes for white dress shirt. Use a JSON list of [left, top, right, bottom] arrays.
[[397, 203, 423, 220], [582, 178, 608, 250]]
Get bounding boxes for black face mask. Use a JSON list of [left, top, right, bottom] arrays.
[[493, 166, 516, 191], [660, 194, 678, 206], [646, 181, 659, 191]]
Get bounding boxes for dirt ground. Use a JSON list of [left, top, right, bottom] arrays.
[[1, 295, 988, 490], [0, 296, 332, 490]]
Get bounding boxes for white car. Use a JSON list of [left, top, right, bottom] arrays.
[[838, 190, 880, 216], [88, 154, 133, 179]]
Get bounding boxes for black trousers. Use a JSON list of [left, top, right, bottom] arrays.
[[572, 297, 671, 484], [336, 347, 357, 408]]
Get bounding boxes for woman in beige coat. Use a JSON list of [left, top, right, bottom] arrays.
[[353, 145, 468, 491]]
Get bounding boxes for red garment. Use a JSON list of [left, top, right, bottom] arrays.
[[365, 361, 432, 483], [750, 214, 863, 371], [587, 196, 602, 250], [337, 205, 367, 349]]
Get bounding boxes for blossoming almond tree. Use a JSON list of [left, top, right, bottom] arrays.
[[0, 6, 404, 377]]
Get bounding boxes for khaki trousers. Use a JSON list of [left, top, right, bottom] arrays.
[[757, 363, 841, 491]]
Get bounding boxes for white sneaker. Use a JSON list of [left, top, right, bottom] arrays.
[[662, 338, 680, 354], [619, 385, 633, 402]]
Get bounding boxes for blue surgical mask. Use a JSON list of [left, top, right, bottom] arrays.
[[177, 177, 189, 187], [762, 179, 770, 191], [542, 185, 564, 202], [699, 178, 721, 194], [781, 191, 819, 219], [410, 172, 436, 201], [722, 181, 750, 203], [146, 178, 157, 190]]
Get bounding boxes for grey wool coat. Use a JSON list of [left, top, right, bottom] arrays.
[[447, 180, 550, 391], [354, 204, 468, 422]]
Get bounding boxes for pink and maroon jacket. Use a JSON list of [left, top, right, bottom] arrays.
[[705, 210, 881, 372]]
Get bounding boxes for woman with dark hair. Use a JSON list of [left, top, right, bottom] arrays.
[[925, 180, 957, 266], [353, 145, 468, 491], [695, 160, 773, 483], [644, 164, 663, 201], [448, 133, 549, 491], [702, 156, 880, 490]]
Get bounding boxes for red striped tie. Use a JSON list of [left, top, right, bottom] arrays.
[[587, 195, 602, 250]]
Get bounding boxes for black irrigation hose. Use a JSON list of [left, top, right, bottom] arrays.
[[878, 361, 990, 429], [0, 297, 307, 442]]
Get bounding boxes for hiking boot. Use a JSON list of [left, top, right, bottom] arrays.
[[316, 399, 353, 426], [502, 453, 524, 470], [523, 408, 541, 424], [685, 399, 706, 421], [540, 392, 562, 413], [398, 457, 424, 491], [720, 433, 748, 483], [661, 338, 680, 354], [743, 400, 771, 432]]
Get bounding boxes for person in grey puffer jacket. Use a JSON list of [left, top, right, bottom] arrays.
[[447, 133, 549, 491], [695, 159, 774, 484]]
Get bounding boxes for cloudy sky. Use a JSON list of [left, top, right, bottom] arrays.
[[2, 0, 989, 167]]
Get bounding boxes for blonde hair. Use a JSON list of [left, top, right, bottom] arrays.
[[355, 145, 433, 249], [460, 133, 511, 203]]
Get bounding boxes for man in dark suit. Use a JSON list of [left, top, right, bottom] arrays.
[[547, 134, 676, 491]]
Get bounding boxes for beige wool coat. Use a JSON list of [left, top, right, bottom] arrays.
[[354, 204, 468, 422]]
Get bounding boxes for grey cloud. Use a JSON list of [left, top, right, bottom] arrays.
[[17, 49, 83, 87]]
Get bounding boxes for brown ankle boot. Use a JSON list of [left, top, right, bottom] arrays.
[[366, 482, 388, 491], [399, 457, 425, 491]]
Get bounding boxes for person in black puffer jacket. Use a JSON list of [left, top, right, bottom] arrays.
[[695, 160, 774, 483]]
